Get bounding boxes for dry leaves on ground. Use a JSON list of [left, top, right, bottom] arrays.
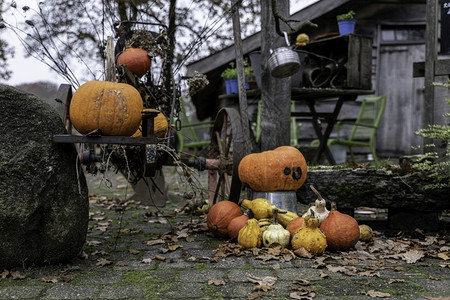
[[208, 278, 226, 286], [362, 289, 391, 298]]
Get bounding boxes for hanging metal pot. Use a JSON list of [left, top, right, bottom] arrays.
[[268, 32, 300, 78]]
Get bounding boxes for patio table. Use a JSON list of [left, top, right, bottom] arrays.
[[291, 88, 374, 164]]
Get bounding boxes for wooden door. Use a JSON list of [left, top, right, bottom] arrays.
[[376, 43, 425, 155]]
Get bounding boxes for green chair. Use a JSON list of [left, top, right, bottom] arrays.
[[311, 95, 387, 166], [176, 99, 213, 157]]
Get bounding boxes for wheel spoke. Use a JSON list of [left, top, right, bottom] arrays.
[[207, 108, 244, 204]]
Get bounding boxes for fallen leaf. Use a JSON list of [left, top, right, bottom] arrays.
[[96, 258, 112, 267], [91, 250, 109, 256], [318, 270, 329, 278], [326, 265, 357, 276], [419, 236, 438, 246], [294, 247, 313, 259], [402, 250, 424, 264], [186, 236, 195, 242], [115, 262, 127, 267], [86, 240, 102, 246], [79, 251, 89, 260], [247, 274, 277, 286], [38, 276, 59, 283], [11, 272, 25, 280], [1, 269, 9, 279], [142, 258, 153, 264], [176, 230, 189, 239], [290, 287, 315, 299], [363, 290, 391, 298], [186, 256, 197, 262], [253, 285, 274, 292], [388, 279, 405, 284], [155, 255, 166, 261], [428, 275, 440, 281], [359, 271, 381, 278], [293, 279, 311, 286], [346, 250, 377, 261], [59, 276, 72, 283], [129, 249, 140, 255], [146, 239, 165, 246], [248, 291, 264, 300], [168, 244, 183, 251], [438, 252, 450, 261], [208, 278, 226, 286]]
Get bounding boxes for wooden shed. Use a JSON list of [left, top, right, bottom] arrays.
[[187, 0, 433, 158]]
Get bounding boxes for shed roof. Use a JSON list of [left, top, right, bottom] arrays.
[[186, 0, 425, 120]]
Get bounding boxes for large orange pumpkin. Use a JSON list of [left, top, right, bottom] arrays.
[[320, 208, 360, 251], [238, 146, 307, 191], [132, 109, 168, 138], [117, 48, 151, 77], [207, 201, 243, 238], [69, 81, 143, 136]]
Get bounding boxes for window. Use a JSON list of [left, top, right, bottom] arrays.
[[380, 25, 425, 44]]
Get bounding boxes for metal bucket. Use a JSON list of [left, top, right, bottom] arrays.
[[268, 32, 300, 78], [247, 189, 298, 214]]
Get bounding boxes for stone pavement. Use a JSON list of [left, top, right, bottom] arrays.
[[0, 166, 449, 299]]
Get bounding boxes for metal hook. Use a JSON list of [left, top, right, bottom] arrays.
[[283, 31, 290, 47]]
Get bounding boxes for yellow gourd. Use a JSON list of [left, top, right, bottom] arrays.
[[241, 198, 276, 220], [291, 212, 327, 255], [276, 210, 299, 227], [258, 218, 273, 233], [359, 224, 374, 242], [237, 219, 262, 248]]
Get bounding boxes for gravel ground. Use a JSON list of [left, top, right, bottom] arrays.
[[0, 166, 449, 299]]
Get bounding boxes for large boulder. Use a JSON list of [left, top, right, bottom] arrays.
[[0, 84, 89, 268]]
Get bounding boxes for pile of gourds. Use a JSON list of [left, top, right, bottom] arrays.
[[206, 186, 372, 256]]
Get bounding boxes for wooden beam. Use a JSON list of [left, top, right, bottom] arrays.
[[423, 0, 438, 147], [260, 0, 291, 150], [231, 0, 251, 155]]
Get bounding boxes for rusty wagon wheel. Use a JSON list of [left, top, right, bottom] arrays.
[[208, 107, 245, 205]]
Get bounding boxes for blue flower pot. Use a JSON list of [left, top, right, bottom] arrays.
[[229, 78, 239, 94], [225, 79, 232, 94], [338, 20, 355, 35]]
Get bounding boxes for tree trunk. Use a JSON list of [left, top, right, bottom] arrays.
[[297, 168, 450, 212], [260, 0, 291, 151]]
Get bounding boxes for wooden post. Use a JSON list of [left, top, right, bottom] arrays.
[[231, 0, 251, 156], [260, 0, 291, 151], [423, 0, 438, 148], [105, 36, 116, 82]]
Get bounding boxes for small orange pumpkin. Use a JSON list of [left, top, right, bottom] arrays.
[[207, 201, 243, 238], [238, 146, 307, 191], [117, 47, 151, 77], [69, 80, 143, 136], [227, 214, 249, 240], [320, 203, 360, 251], [286, 217, 305, 237]]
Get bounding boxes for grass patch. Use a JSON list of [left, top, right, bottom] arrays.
[[122, 270, 178, 298]]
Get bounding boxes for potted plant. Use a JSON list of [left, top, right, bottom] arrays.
[[244, 59, 257, 90], [221, 59, 256, 94], [337, 10, 356, 35], [221, 62, 238, 94]]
